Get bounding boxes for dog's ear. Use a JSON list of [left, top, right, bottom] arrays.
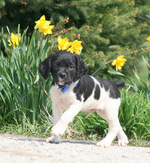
[[39, 53, 54, 80], [75, 54, 88, 79]]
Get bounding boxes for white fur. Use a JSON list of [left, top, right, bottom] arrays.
[[46, 76, 128, 147]]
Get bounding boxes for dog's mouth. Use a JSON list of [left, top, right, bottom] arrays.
[[54, 74, 72, 87], [57, 81, 65, 86], [58, 80, 71, 86], [57, 79, 72, 87]]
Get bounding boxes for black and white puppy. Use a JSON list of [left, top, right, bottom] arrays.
[[39, 51, 128, 147]]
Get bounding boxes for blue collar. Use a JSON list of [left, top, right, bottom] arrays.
[[58, 84, 70, 93]]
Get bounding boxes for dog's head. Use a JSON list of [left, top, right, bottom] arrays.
[[39, 51, 88, 86]]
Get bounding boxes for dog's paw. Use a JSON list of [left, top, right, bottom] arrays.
[[51, 123, 67, 137], [118, 137, 128, 147], [46, 136, 61, 144], [96, 139, 111, 148]]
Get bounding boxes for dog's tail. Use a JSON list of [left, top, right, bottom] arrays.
[[111, 81, 125, 88]]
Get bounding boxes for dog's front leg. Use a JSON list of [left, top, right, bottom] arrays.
[[52, 103, 82, 137], [46, 104, 63, 144]]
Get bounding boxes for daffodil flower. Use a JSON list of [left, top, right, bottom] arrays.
[[57, 36, 71, 51], [146, 36, 150, 46], [146, 36, 150, 42], [112, 55, 127, 71], [8, 33, 21, 49], [34, 15, 54, 35], [67, 40, 83, 54], [57, 36, 83, 55]]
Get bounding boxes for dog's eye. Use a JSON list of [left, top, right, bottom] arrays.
[[68, 64, 74, 70], [69, 66, 74, 70], [52, 64, 58, 70]]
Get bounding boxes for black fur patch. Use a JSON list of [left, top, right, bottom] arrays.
[[74, 76, 121, 102], [73, 75, 95, 102], [96, 77, 121, 99], [94, 84, 100, 100]]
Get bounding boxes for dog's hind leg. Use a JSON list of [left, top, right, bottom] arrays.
[[96, 99, 127, 147], [96, 114, 120, 147], [117, 125, 128, 146]]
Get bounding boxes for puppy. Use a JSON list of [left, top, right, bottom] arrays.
[[39, 51, 128, 147]]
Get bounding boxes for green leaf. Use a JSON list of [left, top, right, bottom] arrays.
[[0, 109, 19, 126], [108, 70, 125, 76]]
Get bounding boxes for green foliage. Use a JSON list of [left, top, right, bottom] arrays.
[[0, 26, 52, 126], [0, 109, 53, 137], [0, 0, 5, 19], [132, 68, 150, 99], [0, 24, 149, 140], [108, 54, 150, 99], [120, 90, 150, 140], [0, 0, 150, 142], [73, 112, 108, 137], [142, 49, 150, 82], [0, 0, 150, 77]]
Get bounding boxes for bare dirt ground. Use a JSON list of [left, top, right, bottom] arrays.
[[0, 134, 149, 163]]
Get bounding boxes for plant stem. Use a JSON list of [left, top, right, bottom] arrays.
[[24, 64, 51, 101]]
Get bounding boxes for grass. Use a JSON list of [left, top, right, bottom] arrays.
[[0, 119, 149, 147]]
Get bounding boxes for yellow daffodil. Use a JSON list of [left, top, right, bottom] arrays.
[[8, 33, 21, 49], [57, 36, 70, 51], [57, 36, 83, 55], [112, 55, 127, 71], [39, 24, 54, 35], [146, 36, 150, 42], [67, 40, 83, 55], [146, 36, 150, 47], [34, 15, 54, 35], [34, 15, 48, 29]]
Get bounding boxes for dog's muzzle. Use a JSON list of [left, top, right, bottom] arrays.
[[56, 72, 68, 85], [58, 72, 67, 79]]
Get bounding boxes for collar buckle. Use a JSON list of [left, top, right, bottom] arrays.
[[58, 84, 70, 93]]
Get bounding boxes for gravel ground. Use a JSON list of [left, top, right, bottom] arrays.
[[0, 134, 149, 163]]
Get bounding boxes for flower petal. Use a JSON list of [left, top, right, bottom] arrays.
[[58, 36, 70, 50], [146, 36, 150, 42], [8, 33, 21, 48], [112, 55, 126, 71], [112, 59, 116, 66], [34, 15, 54, 35]]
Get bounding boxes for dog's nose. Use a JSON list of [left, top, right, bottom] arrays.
[[59, 73, 67, 79]]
